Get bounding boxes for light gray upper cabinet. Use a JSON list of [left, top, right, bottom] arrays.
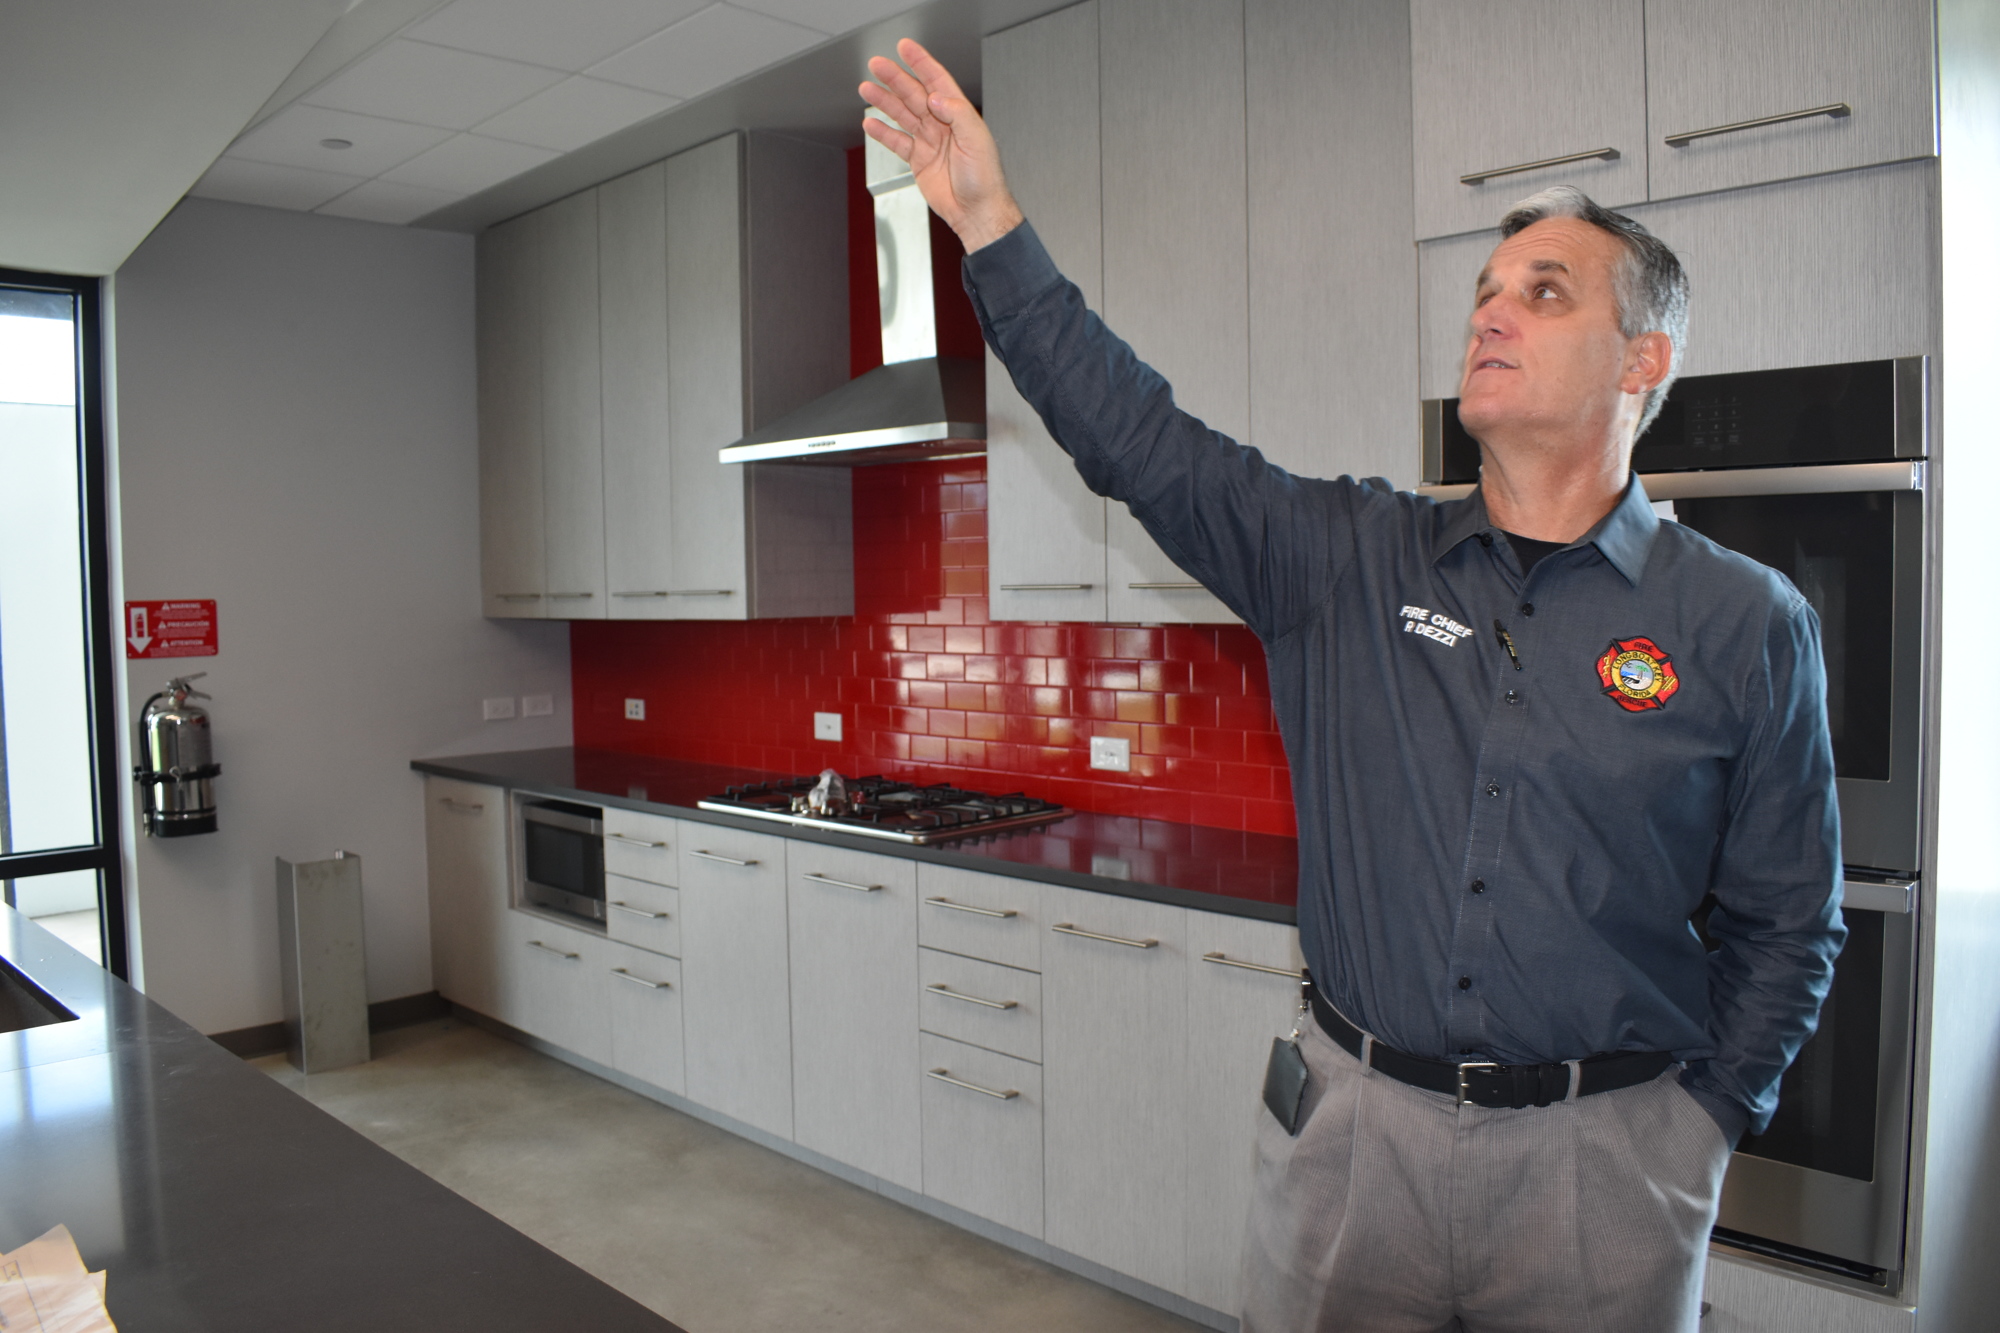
[[598, 162, 675, 618], [423, 777, 507, 1016], [1644, 0, 1936, 202], [1041, 886, 1189, 1295], [786, 845, 921, 1191], [1417, 158, 1940, 397], [678, 824, 794, 1140], [1099, 0, 1245, 626], [982, 1, 1111, 625], [1182, 912, 1304, 1315], [476, 214, 546, 618], [1409, 0, 1648, 241], [1247, 0, 1420, 488], [539, 190, 606, 618]]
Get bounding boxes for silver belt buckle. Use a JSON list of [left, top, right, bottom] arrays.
[[1456, 1061, 1499, 1104]]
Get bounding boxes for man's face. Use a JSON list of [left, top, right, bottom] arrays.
[[1455, 217, 1641, 447]]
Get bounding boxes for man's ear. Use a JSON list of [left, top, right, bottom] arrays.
[[1622, 331, 1673, 397]]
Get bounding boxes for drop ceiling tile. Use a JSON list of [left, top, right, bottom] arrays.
[[225, 104, 453, 178], [316, 179, 467, 225], [588, 4, 825, 100], [378, 132, 562, 193], [731, 0, 913, 34], [188, 158, 369, 212], [302, 39, 567, 130], [407, 0, 710, 73], [474, 76, 680, 151]]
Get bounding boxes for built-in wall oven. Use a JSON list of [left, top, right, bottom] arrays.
[[1424, 357, 1927, 1289], [518, 797, 607, 926]]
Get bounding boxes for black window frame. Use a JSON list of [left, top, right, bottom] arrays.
[[0, 265, 129, 979]]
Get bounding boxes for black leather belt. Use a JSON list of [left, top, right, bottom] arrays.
[[1306, 977, 1673, 1110]]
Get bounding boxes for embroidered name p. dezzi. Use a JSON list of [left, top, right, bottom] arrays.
[[1399, 604, 1473, 648]]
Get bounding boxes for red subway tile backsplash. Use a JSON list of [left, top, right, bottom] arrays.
[[571, 457, 1296, 836]]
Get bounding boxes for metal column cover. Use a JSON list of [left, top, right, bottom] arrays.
[[275, 853, 370, 1073]]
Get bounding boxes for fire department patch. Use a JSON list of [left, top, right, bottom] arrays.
[[1595, 636, 1680, 712]]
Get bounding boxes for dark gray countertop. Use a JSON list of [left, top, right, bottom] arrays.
[[0, 906, 682, 1333], [412, 747, 1300, 923]]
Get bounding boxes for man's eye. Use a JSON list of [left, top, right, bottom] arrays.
[[1533, 284, 1559, 300]]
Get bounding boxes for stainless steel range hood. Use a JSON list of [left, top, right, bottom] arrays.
[[720, 111, 984, 466]]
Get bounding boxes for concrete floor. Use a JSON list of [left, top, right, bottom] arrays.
[[254, 1018, 1203, 1333]]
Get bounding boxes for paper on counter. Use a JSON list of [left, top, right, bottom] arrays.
[[0, 1225, 117, 1332]]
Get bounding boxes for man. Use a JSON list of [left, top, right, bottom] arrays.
[[861, 38, 1843, 1333]]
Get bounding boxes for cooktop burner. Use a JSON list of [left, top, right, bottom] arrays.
[[696, 773, 1068, 844]]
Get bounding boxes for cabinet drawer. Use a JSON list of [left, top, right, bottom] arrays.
[[501, 911, 611, 1067], [920, 1032, 1044, 1240], [919, 949, 1042, 1065], [917, 865, 1043, 972], [607, 941, 684, 1096], [603, 808, 676, 885], [605, 874, 680, 957]]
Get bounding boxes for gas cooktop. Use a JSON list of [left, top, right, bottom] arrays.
[[697, 773, 1068, 844]]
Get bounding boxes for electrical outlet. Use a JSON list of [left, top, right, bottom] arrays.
[[814, 711, 843, 742], [520, 693, 554, 717], [482, 696, 516, 721], [1089, 736, 1131, 771], [624, 698, 645, 721]]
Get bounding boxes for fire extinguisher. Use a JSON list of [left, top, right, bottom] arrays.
[[135, 673, 221, 837]]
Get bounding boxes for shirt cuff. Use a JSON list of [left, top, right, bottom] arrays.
[[1679, 1067, 1750, 1148], [960, 219, 1063, 328]]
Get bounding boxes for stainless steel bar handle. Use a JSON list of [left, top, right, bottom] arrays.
[[1053, 923, 1158, 949], [924, 896, 1018, 919], [612, 591, 671, 598], [1128, 582, 1204, 590], [526, 940, 579, 959], [926, 983, 1019, 1010], [439, 797, 484, 814], [609, 900, 670, 919], [1459, 146, 1619, 186], [926, 1068, 1020, 1100], [609, 967, 671, 989], [670, 589, 735, 597], [999, 583, 1094, 591], [691, 850, 758, 866], [1202, 951, 1303, 979], [547, 592, 595, 599], [608, 832, 668, 848], [1665, 102, 1850, 148], [496, 593, 543, 602], [804, 872, 881, 893]]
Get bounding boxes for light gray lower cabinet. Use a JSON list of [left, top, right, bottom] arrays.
[[916, 864, 1045, 973], [1643, 0, 1936, 204], [423, 777, 507, 1017], [602, 807, 676, 885], [921, 1031, 1045, 1238], [502, 911, 612, 1067], [679, 825, 794, 1139], [605, 874, 680, 958], [1183, 912, 1306, 1315], [1041, 886, 1189, 1295], [786, 845, 921, 1190], [1417, 159, 1940, 398], [982, 1, 1110, 625], [606, 940, 685, 1096], [919, 948, 1042, 1065], [1409, 0, 1648, 241]]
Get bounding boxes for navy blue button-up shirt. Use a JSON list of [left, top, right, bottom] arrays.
[[965, 223, 1844, 1141]]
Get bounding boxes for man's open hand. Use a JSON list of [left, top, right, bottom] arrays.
[[859, 39, 1024, 253]]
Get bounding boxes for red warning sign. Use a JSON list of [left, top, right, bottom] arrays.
[[125, 600, 218, 659]]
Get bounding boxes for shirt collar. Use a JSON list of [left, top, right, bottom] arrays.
[[1432, 473, 1660, 586]]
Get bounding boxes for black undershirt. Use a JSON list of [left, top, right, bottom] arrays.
[[1501, 531, 1567, 578]]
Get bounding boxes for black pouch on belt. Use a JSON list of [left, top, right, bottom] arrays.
[[1261, 968, 1313, 1135]]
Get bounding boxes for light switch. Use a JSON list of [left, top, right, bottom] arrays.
[[521, 693, 554, 717], [1089, 736, 1131, 771], [624, 698, 645, 721], [482, 696, 516, 721], [814, 711, 843, 742]]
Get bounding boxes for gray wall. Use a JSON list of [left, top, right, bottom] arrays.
[[111, 197, 571, 1035]]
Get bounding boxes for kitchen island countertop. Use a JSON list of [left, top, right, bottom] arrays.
[[411, 747, 1298, 922], [0, 906, 683, 1333]]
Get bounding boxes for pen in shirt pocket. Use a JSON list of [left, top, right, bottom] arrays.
[[1493, 620, 1523, 670]]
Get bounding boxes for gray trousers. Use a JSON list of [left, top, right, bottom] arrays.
[[1239, 1017, 1732, 1333]]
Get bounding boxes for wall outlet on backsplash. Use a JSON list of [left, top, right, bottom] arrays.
[[521, 694, 554, 717], [624, 698, 645, 721], [1089, 736, 1131, 772], [482, 697, 516, 721], [814, 712, 843, 742]]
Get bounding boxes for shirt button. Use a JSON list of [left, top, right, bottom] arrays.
[[1485, 781, 1501, 797], [1504, 689, 1520, 705], [1520, 602, 1535, 616], [1478, 533, 1494, 548], [1458, 976, 1472, 990], [1470, 879, 1485, 894]]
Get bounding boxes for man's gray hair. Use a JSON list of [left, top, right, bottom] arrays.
[[1499, 185, 1689, 434]]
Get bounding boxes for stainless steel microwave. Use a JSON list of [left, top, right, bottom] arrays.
[[1423, 356, 1930, 1289], [518, 797, 607, 925]]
